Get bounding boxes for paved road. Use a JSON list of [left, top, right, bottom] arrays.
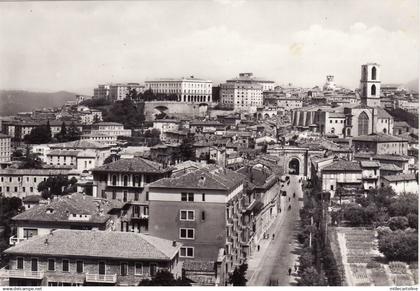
[[248, 175, 303, 286]]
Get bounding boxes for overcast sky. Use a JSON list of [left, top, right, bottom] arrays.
[[0, 0, 418, 94]]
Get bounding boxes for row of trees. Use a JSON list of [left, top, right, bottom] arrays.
[[128, 89, 179, 102], [23, 120, 81, 144]]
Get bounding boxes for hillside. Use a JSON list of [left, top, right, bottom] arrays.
[[0, 90, 76, 115]]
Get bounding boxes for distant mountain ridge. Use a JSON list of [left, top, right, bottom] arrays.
[[0, 90, 76, 116]]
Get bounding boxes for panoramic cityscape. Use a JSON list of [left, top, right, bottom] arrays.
[[0, 0, 418, 288]]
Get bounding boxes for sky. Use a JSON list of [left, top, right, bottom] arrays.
[[0, 0, 418, 94]]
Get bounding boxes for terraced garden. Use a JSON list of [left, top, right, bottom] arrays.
[[333, 227, 417, 286]]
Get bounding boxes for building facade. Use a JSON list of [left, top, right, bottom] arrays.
[[0, 134, 11, 163], [145, 77, 212, 103], [148, 166, 247, 285], [2, 230, 182, 286]]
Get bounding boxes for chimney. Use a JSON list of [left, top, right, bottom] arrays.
[[172, 241, 177, 247], [44, 238, 49, 246]]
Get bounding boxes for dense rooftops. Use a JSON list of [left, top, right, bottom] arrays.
[[5, 229, 181, 261], [50, 140, 110, 149], [322, 160, 362, 171], [352, 133, 408, 143], [12, 193, 118, 224], [149, 166, 245, 191], [382, 173, 417, 182], [92, 157, 171, 174]]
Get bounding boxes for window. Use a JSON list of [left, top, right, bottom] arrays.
[[14, 187, 17, 192], [30, 187, 33, 193], [31, 258, 38, 272], [180, 247, 194, 258], [202, 193, 205, 201], [123, 191, 128, 202], [23, 228, 38, 239], [371, 66, 377, 80], [358, 111, 369, 136], [62, 259, 69, 272], [135, 263, 143, 275], [179, 228, 195, 239], [6, 187, 9, 192], [202, 211, 206, 221], [134, 192, 139, 201], [76, 261, 83, 273], [17, 257, 24, 270], [123, 175, 128, 187], [180, 210, 195, 221], [371, 84, 376, 96], [48, 259, 55, 271], [112, 175, 117, 186], [22, 187, 26, 192], [99, 262, 106, 275], [34, 177, 37, 183], [181, 193, 194, 202], [120, 263, 128, 276], [330, 185, 334, 191], [112, 191, 116, 200]]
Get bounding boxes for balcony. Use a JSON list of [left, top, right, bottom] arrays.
[[9, 235, 27, 246], [86, 273, 117, 284], [0, 268, 44, 280], [131, 213, 149, 220]]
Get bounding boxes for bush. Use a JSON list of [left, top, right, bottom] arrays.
[[387, 216, 409, 231], [378, 230, 418, 262], [297, 267, 326, 286], [407, 213, 418, 230]]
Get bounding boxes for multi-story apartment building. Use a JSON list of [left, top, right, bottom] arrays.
[[0, 169, 73, 199], [94, 83, 145, 102], [78, 109, 102, 125], [91, 158, 173, 233], [145, 76, 212, 103], [9, 193, 117, 246], [89, 122, 132, 137], [220, 73, 275, 113], [2, 229, 182, 286], [147, 166, 247, 285], [0, 134, 11, 163], [152, 120, 180, 142]]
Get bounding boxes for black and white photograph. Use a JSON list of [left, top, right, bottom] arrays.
[[0, 0, 418, 288]]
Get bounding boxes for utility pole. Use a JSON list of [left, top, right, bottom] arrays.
[[309, 216, 313, 248]]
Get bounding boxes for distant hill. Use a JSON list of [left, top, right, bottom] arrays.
[[405, 78, 419, 92], [0, 90, 76, 115]]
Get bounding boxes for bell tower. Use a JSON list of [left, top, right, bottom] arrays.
[[360, 63, 381, 107]]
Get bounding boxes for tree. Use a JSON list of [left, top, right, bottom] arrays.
[[298, 247, 314, 276], [297, 267, 326, 286], [55, 122, 67, 142], [138, 270, 190, 286], [102, 99, 145, 129], [179, 137, 195, 161], [387, 216, 409, 231], [24, 124, 52, 144], [46, 120, 52, 139], [378, 230, 418, 262], [19, 145, 42, 169], [389, 192, 418, 217], [11, 149, 23, 159], [103, 154, 119, 165], [229, 263, 248, 286], [368, 186, 397, 209], [37, 175, 78, 199], [66, 122, 81, 141], [343, 204, 369, 226]]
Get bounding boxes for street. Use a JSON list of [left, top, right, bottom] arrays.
[[247, 175, 304, 286]]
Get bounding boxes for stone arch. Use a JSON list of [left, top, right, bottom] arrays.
[[288, 158, 300, 175], [358, 111, 369, 136], [331, 127, 335, 134], [264, 113, 270, 119], [258, 113, 263, 120], [383, 128, 387, 134]]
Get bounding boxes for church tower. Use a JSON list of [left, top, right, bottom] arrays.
[[360, 63, 381, 107]]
